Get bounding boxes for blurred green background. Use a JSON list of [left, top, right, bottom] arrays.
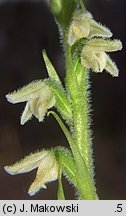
[[0, 0, 125, 199]]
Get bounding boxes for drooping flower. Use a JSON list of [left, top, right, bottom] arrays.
[[81, 38, 122, 76], [6, 80, 55, 125], [68, 10, 112, 46], [4, 149, 58, 196]]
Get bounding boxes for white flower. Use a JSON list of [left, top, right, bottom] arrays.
[[6, 80, 55, 125], [4, 150, 58, 196], [68, 10, 112, 46], [81, 39, 122, 76]]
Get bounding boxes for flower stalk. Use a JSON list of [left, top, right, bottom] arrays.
[[3, 0, 122, 200], [65, 45, 96, 199]]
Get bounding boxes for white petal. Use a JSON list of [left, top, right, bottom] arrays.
[[37, 104, 47, 122], [38, 96, 55, 122], [68, 25, 79, 46], [38, 94, 56, 122], [105, 55, 119, 77], [73, 10, 92, 21], [68, 11, 91, 46], [73, 19, 90, 38], [87, 39, 123, 52], [93, 52, 107, 72], [81, 46, 108, 73], [28, 99, 38, 119], [89, 20, 112, 38], [20, 102, 32, 125], [4, 150, 49, 175], [81, 48, 91, 69], [28, 183, 47, 196], [6, 80, 46, 104], [28, 153, 58, 196]]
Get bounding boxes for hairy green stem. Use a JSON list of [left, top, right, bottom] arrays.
[[66, 46, 92, 170], [50, 111, 96, 199], [66, 45, 97, 199]]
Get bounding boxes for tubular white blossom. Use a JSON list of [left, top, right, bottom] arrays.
[[4, 150, 58, 196], [81, 38, 122, 76], [6, 80, 56, 125], [68, 10, 112, 46]]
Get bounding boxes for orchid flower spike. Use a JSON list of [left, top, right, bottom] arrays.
[[81, 38, 123, 76], [4, 150, 58, 196], [6, 80, 55, 125], [68, 10, 112, 46]]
